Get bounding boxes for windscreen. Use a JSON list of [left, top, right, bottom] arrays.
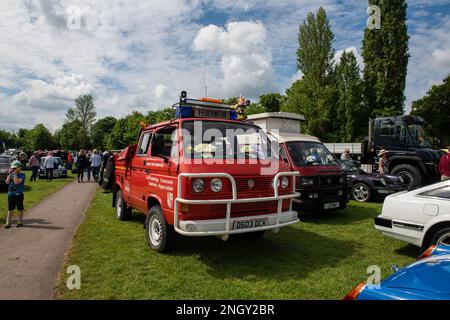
[[286, 142, 337, 167], [182, 121, 275, 160]]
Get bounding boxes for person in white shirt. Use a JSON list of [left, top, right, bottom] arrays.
[[90, 149, 102, 182], [44, 152, 56, 181], [340, 148, 352, 161]]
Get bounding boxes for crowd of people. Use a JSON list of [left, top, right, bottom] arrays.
[[3, 148, 114, 229], [68, 149, 103, 183]]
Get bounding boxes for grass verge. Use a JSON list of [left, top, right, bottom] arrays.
[[57, 190, 417, 300], [0, 173, 75, 225]]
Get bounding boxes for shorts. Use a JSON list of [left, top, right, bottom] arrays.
[[8, 194, 24, 211]]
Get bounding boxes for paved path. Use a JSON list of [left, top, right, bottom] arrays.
[[0, 180, 98, 300]]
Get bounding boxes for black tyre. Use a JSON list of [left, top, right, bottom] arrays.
[[390, 164, 423, 188], [430, 227, 450, 247], [351, 183, 371, 202], [115, 190, 132, 221], [145, 205, 177, 252]]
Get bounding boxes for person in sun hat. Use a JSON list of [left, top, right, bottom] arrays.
[[378, 149, 389, 175], [5, 160, 26, 229]]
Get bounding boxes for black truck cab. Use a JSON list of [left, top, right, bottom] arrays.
[[371, 115, 441, 187]]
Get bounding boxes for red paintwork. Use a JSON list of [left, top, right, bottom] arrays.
[[114, 118, 292, 226]]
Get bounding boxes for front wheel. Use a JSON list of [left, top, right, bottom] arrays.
[[145, 205, 177, 252], [351, 183, 371, 202]]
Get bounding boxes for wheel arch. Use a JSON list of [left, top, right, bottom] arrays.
[[388, 157, 425, 175], [422, 219, 450, 249]]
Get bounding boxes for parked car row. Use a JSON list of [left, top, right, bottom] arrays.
[[0, 155, 11, 187]]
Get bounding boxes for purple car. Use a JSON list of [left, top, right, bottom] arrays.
[[339, 160, 408, 202], [0, 155, 11, 187]]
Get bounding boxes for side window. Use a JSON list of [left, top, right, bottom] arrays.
[[418, 186, 450, 200], [138, 132, 152, 156], [279, 146, 288, 163], [380, 120, 394, 136], [152, 127, 177, 158]]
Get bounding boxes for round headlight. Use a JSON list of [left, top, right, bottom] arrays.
[[281, 177, 289, 189], [210, 178, 223, 193], [192, 179, 205, 193], [381, 177, 387, 186]]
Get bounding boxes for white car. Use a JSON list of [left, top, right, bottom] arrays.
[[375, 180, 450, 252]]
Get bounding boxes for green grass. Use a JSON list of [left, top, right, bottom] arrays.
[[0, 172, 75, 225], [57, 190, 418, 300]]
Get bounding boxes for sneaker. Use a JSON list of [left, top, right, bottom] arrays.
[[16, 223, 24, 228]]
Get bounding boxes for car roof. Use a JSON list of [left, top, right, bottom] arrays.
[[267, 132, 321, 144]]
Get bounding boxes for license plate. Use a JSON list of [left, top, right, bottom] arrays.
[[324, 202, 340, 210], [193, 107, 230, 120], [234, 218, 268, 230]]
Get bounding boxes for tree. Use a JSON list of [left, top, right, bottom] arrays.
[[91, 117, 117, 150], [335, 51, 366, 142], [283, 7, 337, 141], [107, 111, 146, 150], [362, 0, 409, 117], [258, 93, 285, 112], [66, 95, 97, 132], [29, 124, 54, 150], [411, 75, 450, 146], [55, 120, 90, 151]]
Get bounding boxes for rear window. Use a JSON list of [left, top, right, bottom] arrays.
[[418, 186, 450, 200]]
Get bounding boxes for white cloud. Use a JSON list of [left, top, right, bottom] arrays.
[[12, 73, 94, 111], [193, 21, 276, 98], [430, 49, 450, 69], [153, 83, 169, 101]]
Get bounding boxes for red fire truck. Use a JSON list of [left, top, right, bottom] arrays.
[[112, 92, 300, 252]]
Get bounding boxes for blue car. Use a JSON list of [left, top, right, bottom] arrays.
[[345, 245, 450, 300]]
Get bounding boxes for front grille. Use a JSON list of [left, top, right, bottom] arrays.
[[210, 201, 278, 218], [235, 176, 272, 193], [318, 175, 342, 188]]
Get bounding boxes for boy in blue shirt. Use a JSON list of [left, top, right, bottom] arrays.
[[5, 160, 26, 229]]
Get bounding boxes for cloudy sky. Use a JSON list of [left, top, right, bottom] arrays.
[[0, 0, 449, 132]]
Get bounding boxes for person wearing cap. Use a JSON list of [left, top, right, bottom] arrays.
[[378, 149, 389, 174], [5, 160, 26, 229]]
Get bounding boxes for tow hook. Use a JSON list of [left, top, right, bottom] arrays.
[[271, 228, 280, 234], [217, 235, 229, 242]]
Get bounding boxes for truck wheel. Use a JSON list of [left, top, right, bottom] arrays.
[[351, 183, 371, 202], [115, 190, 132, 221], [390, 164, 423, 188], [145, 205, 176, 252]]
